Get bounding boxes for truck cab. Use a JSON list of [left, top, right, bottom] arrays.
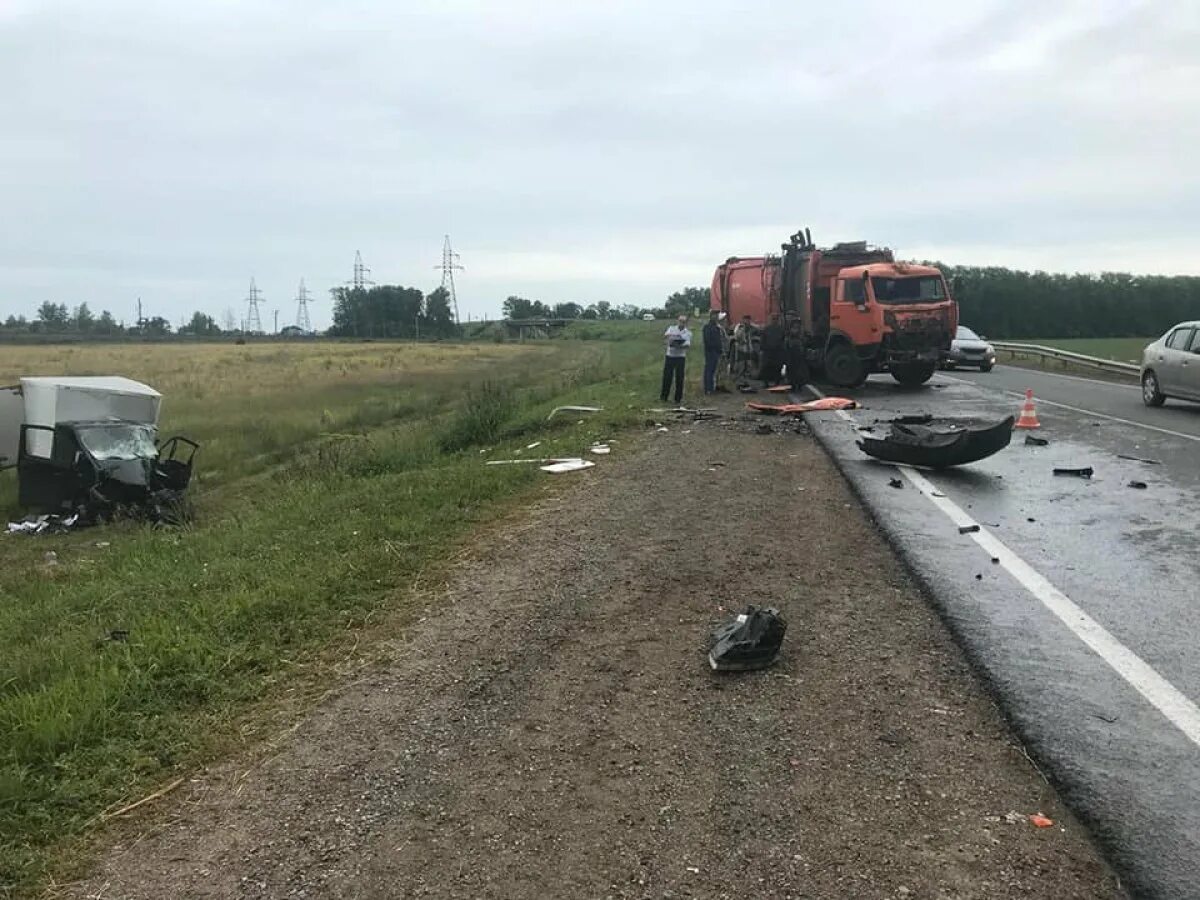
[[828, 262, 957, 386]]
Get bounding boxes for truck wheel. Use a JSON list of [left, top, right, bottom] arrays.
[[890, 362, 937, 386], [824, 343, 865, 388]]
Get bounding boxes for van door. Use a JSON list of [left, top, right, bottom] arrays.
[[0, 385, 22, 469]]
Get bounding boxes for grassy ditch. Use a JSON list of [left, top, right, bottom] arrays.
[[0, 335, 667, 893]]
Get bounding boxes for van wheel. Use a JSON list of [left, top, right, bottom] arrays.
[[1142, 370, 1166, 407], [891, 362, 937, 386], [825, 343, 865, 388]]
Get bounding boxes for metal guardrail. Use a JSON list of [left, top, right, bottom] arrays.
[[990, 341, 1141, 377]]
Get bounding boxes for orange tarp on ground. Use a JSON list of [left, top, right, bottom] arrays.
[[746, 397, 859, 415]]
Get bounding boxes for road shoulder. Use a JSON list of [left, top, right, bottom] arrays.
[[65, 394, 1124, 900]]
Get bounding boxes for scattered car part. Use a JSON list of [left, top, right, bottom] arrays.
[[1117, 454, 1161, 465], [1053, 466, 1094, 479], [1128, 480, 1148, 489], [708, 606, 787, 672], [959, 524, 981, 534], [1024, 435, 1049, 446], [857, 416, 1014, 468], [546, 405, 602, 421], [539, 459, 595, 474]]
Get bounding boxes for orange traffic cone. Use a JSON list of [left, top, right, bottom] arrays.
[[1014, 389, 1041, 429]]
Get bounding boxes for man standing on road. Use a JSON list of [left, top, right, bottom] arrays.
[[760, 313, 786, 385], [702, 310, 724, 395], [660, 314, 692, 404]]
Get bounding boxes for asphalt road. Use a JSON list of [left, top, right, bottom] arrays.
[[801, 365, 1200, 900]]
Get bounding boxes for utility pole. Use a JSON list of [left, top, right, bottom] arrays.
[[294, 278, 313, 333], [245, 278, 263, 334], [136, 297, 144, 332], [349, 251, 374, 291], [434, 235, 464, 325], [273, 309, 279, 334]]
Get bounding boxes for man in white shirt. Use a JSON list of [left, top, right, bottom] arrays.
[[660, 314, 692, 404]]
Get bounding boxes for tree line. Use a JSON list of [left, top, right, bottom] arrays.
[[8, 267, 1200, 340], [328, 285, 457, 338], [941, 266, 1200, 339]]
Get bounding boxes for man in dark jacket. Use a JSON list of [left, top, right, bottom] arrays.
[[702, 311, 725, 394], [759, 313, 786, 385]]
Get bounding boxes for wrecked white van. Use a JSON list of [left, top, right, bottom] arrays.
[[0, 376, 198, 517]]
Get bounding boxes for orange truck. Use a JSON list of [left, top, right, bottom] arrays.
[[710, 228, 957, 386]]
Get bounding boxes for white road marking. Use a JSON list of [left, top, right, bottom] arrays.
[[807, 385, 1200, 748], [940, 373, 1200, 444]]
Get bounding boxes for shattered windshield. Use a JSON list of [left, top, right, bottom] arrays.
[[871, 276, 946, 304], [76, 424, 158, 461]]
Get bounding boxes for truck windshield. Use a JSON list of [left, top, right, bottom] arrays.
[[871, 276, 946, 304], [76, 424, 158, 461]]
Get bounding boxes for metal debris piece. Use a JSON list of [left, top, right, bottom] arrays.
[[546, 405, 601, 421], [1024, 435, 1049, 446], [1053, 466, 1094, 479]]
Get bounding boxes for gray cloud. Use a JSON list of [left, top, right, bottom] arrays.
[[1, 0, 1197, 327]]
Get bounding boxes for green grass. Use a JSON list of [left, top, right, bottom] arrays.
[[0, 334, 674, 894]]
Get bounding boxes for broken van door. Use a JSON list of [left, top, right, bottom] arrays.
[[155, 435, 199, 491], [0, 384, 22, 469], [17, 423, 82, 510]]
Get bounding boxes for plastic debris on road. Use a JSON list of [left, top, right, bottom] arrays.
[[7, 513, 80, 535], [1128, 480, 1148, 489], [708, 605, 787, 672], [858, 416, 1013, 468], [1029, 813, 1054, 828], [1024, 434, 1049, 446], [539, 459, 595, 474], [589, 444, 611, 455]]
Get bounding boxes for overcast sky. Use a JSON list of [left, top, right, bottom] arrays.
[[2, 0, 1197, 328]]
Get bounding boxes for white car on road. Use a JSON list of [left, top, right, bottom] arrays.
[[1141, 321, 1200, 406], [944, 326, 996, 372]]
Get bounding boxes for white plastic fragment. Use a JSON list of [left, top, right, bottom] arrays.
[[539, 458, 595, 474]]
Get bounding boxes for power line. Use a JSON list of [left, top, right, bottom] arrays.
[[434, 235, 464, 324], [245, 278, 263, 334], [294, 278, 313, 333]]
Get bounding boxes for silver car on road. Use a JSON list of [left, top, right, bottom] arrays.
[[944, 326, 996, 371], [1141, 321, 1200, 406]]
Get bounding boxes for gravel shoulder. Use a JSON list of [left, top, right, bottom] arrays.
[[64, 394, 1124, 900]]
